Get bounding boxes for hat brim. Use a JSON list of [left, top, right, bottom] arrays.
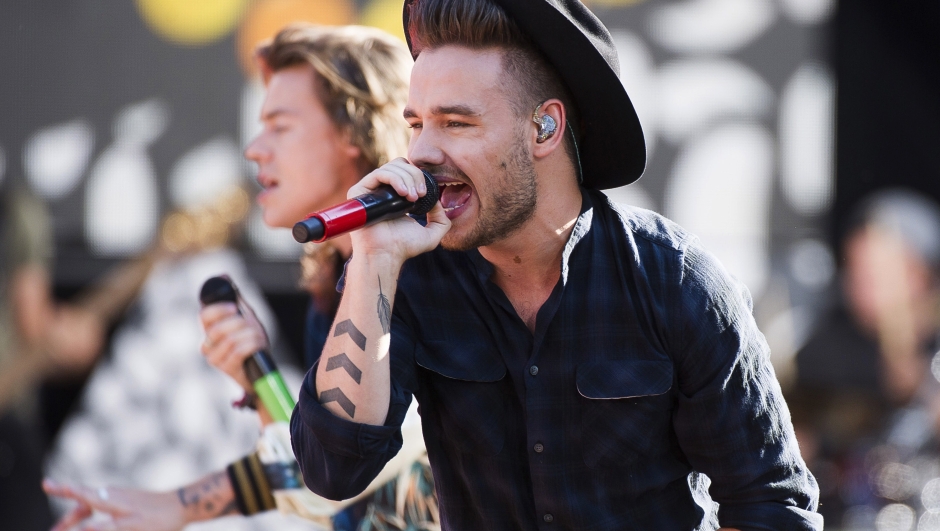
[[403, 0, 646, 190]]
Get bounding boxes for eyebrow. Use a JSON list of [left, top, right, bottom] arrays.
[[261, 108, 296, 121], [403, 104, 482, 120]]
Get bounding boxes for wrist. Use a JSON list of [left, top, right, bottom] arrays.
[[348, 251, 403, 279], [166, 489, 196, 525], [177, 471, 239, 522], [348, 229, 410, 267]]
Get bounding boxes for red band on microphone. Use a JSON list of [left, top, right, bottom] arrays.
[[310, 199, 368, 242]]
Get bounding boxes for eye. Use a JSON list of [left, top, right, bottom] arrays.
[[446, 121, 468, 128], [407, 122, 423, 130]]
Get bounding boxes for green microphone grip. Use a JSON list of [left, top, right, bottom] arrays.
[[199, 276, 296, 422]]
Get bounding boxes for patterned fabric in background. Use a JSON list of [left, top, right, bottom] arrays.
[[45, 249, 320, 531]]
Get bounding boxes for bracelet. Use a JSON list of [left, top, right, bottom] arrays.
[[232, 391, 258, 410], [226, 453, 276, 515]]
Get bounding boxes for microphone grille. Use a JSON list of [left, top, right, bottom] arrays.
[[200, 276, 237, 305], [412, 171, 440, 216]]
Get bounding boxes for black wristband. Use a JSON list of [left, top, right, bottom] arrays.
[[225, 452, 276, 515]]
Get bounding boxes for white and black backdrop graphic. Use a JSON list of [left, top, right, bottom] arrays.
[[596, 0, 836, 383], [0, 0, 835, 308], [2, 0, 833, 529]]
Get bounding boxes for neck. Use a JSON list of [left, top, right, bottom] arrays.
[[478, 178, 581, 333], [479, 171, 582, 287]]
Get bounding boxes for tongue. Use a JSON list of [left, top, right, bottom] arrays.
[[440, 184, 471, 209]]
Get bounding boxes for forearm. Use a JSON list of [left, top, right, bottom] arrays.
[[292, 368, 412, 500], [0, 352, 46, 411], [176, 470, 239, 523], [315, 253, 401, 425]]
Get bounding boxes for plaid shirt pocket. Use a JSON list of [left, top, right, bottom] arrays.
[[577, 358, 675, 468]]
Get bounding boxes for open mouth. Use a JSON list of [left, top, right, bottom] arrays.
[[257, 173, 278, 191], [255, 175, 278, 203], [439, 181, 471, 213]]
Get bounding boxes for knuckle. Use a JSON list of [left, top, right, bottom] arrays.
[[216, 339, 234, 356]]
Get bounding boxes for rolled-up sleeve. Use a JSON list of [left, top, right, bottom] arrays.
[[669, 242, 822, 531], [290, 298, 419, 501]]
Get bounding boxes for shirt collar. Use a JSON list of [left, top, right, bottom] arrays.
[[561, 188, 594, 285]]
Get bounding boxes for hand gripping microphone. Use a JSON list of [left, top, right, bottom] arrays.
[[292, 170, 439, 243], [199, 276, 295, 423]]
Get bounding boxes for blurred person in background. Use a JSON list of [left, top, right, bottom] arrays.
[[789, 188, 940, 527], [1, 184, 105, 530], [44, 23, 433, 531]]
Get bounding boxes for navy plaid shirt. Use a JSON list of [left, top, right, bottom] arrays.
[[292, 189, 822, 530]]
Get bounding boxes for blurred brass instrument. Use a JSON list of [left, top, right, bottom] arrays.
[[76, 186, 251, 323], [0, 186, 251, 410]]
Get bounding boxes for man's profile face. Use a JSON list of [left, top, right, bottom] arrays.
[[245, 65, 358, 229], [405, 45, 538, 250]]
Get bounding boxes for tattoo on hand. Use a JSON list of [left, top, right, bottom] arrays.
[[326, 353, 362, 384], [320, 387, 356, 417], [377, 277, 391, 335], [334, 319, 367, 351]]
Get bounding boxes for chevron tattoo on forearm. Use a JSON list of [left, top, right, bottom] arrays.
[[319, 388, 356, 418], [325, 353, 362, 384], [333, 319, 367, 351]]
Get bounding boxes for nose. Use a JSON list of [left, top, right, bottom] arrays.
[[244, 134, 268, 164], [407, 128, 446, 169]]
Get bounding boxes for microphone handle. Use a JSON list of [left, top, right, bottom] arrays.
[[199, 277, 296, 422], [244, 351, 296, 423], [298, 187, 411, 243], [293, 170, 439, 243]]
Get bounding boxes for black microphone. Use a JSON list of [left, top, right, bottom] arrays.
[[199, 276, 295, 423], [292, 170, 439, 243]]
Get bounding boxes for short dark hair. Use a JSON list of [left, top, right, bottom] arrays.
[[407, 0, 580, 156]]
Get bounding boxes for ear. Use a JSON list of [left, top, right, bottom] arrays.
[[531, 99, 566, 160], [338, 128, 363, 162], [342, 140, 362, 162]]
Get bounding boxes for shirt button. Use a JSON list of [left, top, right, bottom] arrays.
[[529, 365, 539, 376], [543, 513, 554, 523], [533, 443, 544, 453]]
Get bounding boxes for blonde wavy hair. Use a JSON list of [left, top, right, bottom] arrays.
[[257, 23, 412, 171], [256, 25, 413, 299]]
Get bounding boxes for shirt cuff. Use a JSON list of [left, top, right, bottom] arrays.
[[719, 502, 824, 531], [296, 366, 403, 460]]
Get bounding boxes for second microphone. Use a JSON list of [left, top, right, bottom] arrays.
[[292, 170, 440, 243]]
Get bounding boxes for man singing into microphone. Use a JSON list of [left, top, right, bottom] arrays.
[[291, 0, 823, 529]]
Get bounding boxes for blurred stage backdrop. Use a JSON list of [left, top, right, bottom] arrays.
[[0, 0, 837, 373], [0, 0, 842, 530]]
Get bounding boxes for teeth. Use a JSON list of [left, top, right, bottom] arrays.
[[439, 182, 463, 187]]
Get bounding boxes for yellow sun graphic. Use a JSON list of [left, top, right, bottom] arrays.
[[136, 0, 249, 46], [361, 0, 407, 42]]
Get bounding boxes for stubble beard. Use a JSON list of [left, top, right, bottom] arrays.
[[441, 137, 538, 252]]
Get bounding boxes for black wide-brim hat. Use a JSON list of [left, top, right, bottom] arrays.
[[402, 0, 646, 190]]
